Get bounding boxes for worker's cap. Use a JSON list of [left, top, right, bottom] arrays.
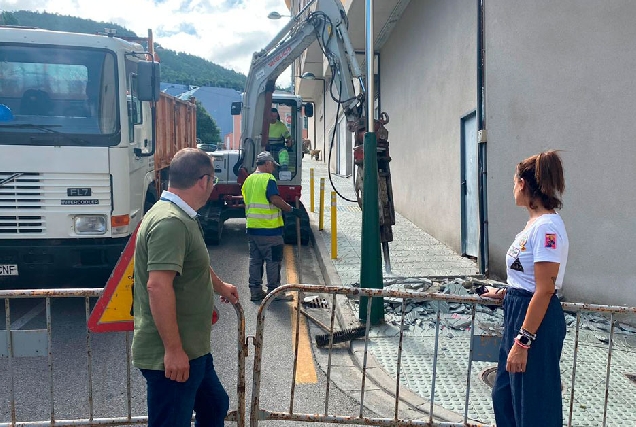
[[256, 151, 279, 166]]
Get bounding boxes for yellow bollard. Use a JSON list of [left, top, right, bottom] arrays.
[[310, 168, 315, 213], [331, 192, 337, 259], [318, 178, 325, 231]]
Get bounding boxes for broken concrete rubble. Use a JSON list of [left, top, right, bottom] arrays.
[[348, 276, 636, 343]]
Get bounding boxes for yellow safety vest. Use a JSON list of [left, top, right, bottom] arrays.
[[268, 121, 291, 140], [242, 173, 283, 229]]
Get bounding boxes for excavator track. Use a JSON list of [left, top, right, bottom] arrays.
[[203, 219, 223, 245], [199, 204, 224, 246], [283, 202, 311, 245]]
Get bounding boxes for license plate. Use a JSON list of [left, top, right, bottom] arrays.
[[0, 264, 18, 276]]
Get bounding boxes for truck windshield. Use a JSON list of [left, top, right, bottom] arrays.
[[0, 44, 119, 146]]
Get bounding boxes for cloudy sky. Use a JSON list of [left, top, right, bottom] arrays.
[[0, 0, 293, 84]]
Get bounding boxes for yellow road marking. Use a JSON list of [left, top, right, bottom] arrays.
[[284, 245, 317, 384]]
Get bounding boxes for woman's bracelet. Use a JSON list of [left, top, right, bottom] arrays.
[[514, 337, 530, 349], [519, 327, 537, 341]]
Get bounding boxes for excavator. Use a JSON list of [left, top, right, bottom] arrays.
[[199, 0, 396, 271]]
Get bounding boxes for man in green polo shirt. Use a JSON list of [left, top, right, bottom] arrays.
[[132, 148, 239, 427]]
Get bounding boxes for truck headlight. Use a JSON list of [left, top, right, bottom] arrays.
[[74, 215, 107, 235]]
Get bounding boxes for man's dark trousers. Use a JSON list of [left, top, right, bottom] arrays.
[[141, 353, 229, 427], [248, 234, 284, 291]]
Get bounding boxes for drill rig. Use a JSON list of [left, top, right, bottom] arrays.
[[202, 0, 395, 268]]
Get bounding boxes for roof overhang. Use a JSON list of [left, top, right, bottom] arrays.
[[296, 0, 410, 100]]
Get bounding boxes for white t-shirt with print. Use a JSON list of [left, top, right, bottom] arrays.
[[506, 213, 569, 293]]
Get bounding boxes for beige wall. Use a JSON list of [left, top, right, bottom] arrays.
[[379, 0, 477, 251], [485, 0, 636, 305], [297, 0, 636, 307]]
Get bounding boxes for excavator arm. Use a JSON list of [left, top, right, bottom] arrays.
[[234, 0, 395, 272], [235, 0, 365, 174]]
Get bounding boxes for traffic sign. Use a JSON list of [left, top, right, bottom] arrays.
[[88, 223, 219, 332], [88, 225, 139, 333]]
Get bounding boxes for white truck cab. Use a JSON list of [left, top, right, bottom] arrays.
[[0, 26, 162, 285]]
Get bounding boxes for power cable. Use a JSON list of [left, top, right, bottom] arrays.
[[325, 78, 357, 203]]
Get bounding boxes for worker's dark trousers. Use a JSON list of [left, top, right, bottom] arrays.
[[492, 287, 566, 427], [248, 234, 284, 290]]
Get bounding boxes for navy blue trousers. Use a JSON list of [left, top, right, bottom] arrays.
[[492, 288, 566, 427], [141, 353, 229, 427]]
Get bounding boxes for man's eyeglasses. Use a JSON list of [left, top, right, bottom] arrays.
[[199, 174, 219, 185]]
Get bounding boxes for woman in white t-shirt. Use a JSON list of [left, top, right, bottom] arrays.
[[483, 150, 568, 427]]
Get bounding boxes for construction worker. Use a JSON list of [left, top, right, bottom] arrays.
[[242, 151, 301, 301]]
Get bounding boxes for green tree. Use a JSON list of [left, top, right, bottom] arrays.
[[195, 101, 221, 144], [0, 12, 19, 25]]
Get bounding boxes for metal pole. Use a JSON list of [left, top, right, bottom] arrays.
[[331, 192, 337, 259], [312, 102, 317, 151], [476, 0, 489, 275], [366, 4, 374, 131], [358, 0, 383, 325], [318, 178, 325, 231], [310, 168, 315, 212]]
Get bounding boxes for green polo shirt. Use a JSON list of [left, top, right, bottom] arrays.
[[132, 200, 214, 370]]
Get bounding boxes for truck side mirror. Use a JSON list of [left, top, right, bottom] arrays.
[[137, 61, 161, 101], [304, 102, 314, 117], [231, 101, 242, 115]]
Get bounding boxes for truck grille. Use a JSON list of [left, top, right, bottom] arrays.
[[0, 172, 111, 235], [0, 215, 44, 234], [0, 173, 43, 234]]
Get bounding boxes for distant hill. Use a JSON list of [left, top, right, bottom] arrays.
[[5, 10, 247, 91]]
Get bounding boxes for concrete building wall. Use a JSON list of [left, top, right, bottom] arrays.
[[379, 0, 477, 251], [485, 0, 636, 305]]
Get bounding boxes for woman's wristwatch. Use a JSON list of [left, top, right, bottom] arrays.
[[514, 334, 532, 348]]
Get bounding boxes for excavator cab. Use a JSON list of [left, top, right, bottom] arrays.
[[267, 100, 299, 182], [199, 92, 311, 245]]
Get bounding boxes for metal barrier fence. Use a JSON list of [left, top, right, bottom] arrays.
[[2, 285, 635, 427], [251, 284, 636, 427], [0, 288, 246, 427]]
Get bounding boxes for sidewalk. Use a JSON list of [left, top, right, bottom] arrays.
[[300, 157, 636, 426]]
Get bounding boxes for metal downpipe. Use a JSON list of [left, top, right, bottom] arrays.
[[476, 0, 489, 275]]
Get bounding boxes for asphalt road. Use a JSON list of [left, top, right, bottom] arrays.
[[0, 219, 367, 426]]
